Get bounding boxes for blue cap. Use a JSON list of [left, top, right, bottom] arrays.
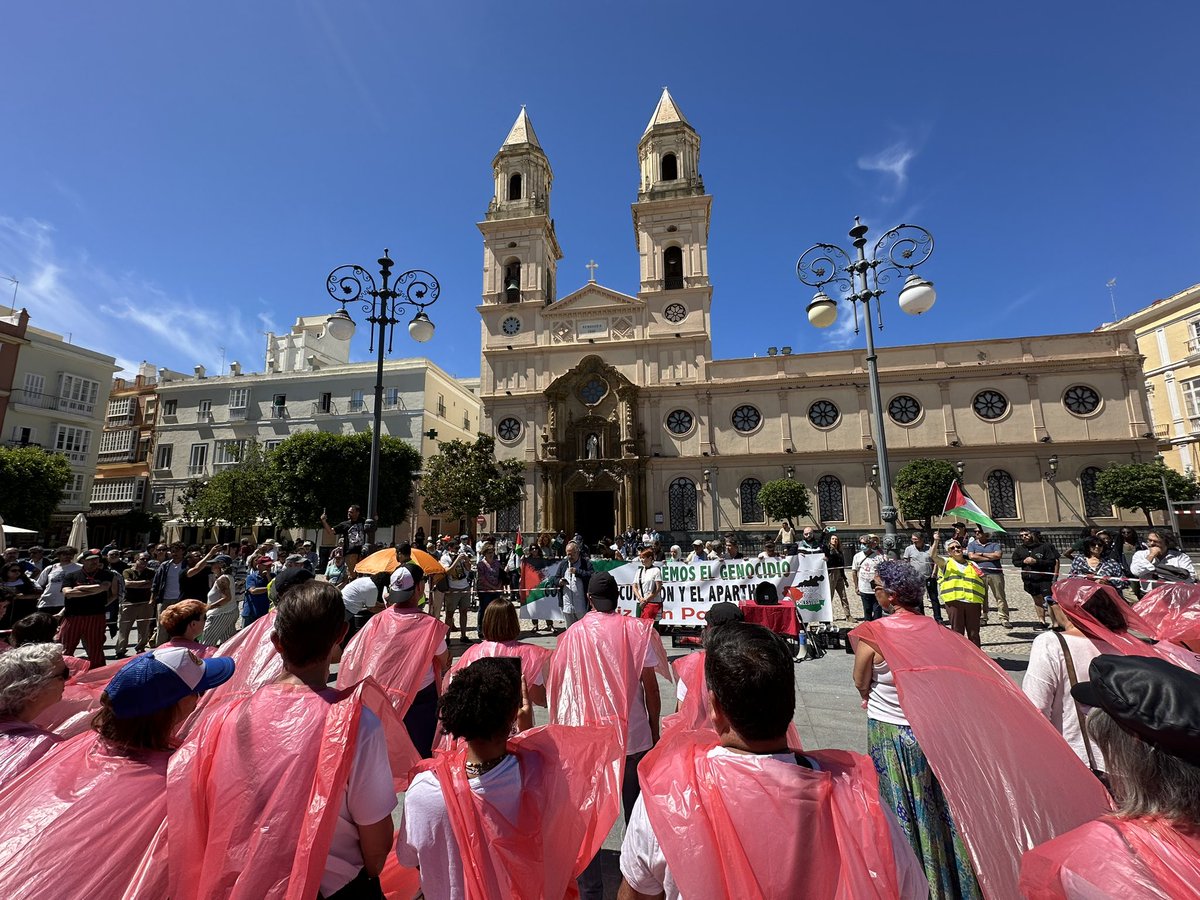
[[104, 646, 235, 719]]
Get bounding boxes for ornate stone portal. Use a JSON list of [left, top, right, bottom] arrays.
[[540, 355, 645, 540]]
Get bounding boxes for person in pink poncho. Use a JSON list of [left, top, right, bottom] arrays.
[[619, 621, 928, 899], [336, 565, 450, 758], [0, 642, 68, 781], [1021, 655, 1200, 898], [0, 645, 234, 898], [398, 657, 623, 899], [169, 579, 414, 900], [547, 570, 669, 900], [156, 599, 217, 658]]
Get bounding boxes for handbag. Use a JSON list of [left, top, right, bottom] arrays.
[[1054, 631, 1111, 789]]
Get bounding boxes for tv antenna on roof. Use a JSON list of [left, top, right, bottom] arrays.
[[1, 276, 17, 307], [1106, 278, 1118, 321]]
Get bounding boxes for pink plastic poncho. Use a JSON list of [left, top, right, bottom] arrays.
[[664, 650, 802, 747], [411, 723, 622, 899], [0, 731, 171, 898], [547, 611, 670, 751], [1020, 815, 1200, 899], [1053, 578, 1200, 674], [433, 639, 555, 751], [337, 607, 449, 716], [1135, 582, 1200, 646], [168, 677, 418, 900], [0, 719, 62, 782], [32, 655, 133, 738], [851, 613, 1110, 900], [159, 636, 217, 658], [176, 610, 283, 740], [636, 726, 917, 899]]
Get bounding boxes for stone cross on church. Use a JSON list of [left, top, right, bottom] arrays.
[[585, 259, 598, 282]]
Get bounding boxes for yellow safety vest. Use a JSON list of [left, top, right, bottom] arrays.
[[939, 557, 986, 605]]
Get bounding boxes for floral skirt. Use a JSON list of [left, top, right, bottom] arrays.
[[867, 718, 982, 900]]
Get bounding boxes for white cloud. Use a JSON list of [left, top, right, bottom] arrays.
[[0, 215, 263, 377], [857, 141, 918, 201]]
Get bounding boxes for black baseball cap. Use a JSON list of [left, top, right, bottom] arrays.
[[587, 571, 620, 612], [1072, 655, 1200, 767], [705, 601, 744, 627], [273, 565, 314, 601]]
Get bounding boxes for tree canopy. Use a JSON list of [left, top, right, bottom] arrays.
[[756, 478, 812, 524], [181, 442, 270, 527], [0, 446, 72, 529], [419, 434, 525, 521], [266, 431, 421, 528], [894, 458, 958, 532], [1095, 461, 1200, 527]]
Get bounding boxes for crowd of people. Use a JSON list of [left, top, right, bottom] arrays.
[[0, 513, 1198, 898]]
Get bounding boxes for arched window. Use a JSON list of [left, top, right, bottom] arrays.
[[507, 172, 522, 201], [817, 475, 845, 522], [1081, 466, 1112, 517], [740, 478, 764, 524], [661, 152, 678, 181], [663, 246, 684, 290], [503, 260, 521, 303], [986, 469, 1018, 519], [669, 477, 697, 532]]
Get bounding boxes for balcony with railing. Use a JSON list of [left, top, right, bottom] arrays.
[[1155, 423, 1172, 439], [12, 389, 95, 417], [1188, 336, 1200, 356], [228, 405, 248, 421], [270, 405, 287, 419], [312, 400, 341, 416], [187, 464, 208, 477]]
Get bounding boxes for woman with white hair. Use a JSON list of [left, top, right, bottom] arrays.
[[0, 643, 68, 781]]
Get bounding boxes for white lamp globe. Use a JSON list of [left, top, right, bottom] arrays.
[[898, 274, 936, 316], [807, 293, 838, 328], [408, 312, 435, 343], [324, 309, 356, 341]]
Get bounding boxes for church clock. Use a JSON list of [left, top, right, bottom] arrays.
[[501, 316, 522, 336]]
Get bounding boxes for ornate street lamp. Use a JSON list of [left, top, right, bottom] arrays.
[[325, 250, 441, 541], [798, 217, 937, 555]]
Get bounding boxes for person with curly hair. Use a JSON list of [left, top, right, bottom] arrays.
[[852, 560, 983, 899], [157, 600, 216, 659], [0, 646, 234, 895], [0, 642, 68, 780], [399, 657, 621, 900]]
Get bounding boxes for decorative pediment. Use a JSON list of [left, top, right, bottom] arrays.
[[542, 283, 643, 316]]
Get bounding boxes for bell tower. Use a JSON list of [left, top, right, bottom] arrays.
[[479, 107, 563, 307], [632, 89, 712, 296]]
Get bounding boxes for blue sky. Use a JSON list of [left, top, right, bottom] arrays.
[[3, 1, 1198, 379]]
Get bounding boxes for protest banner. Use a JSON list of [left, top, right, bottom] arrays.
[[519, 554, 831, 624]]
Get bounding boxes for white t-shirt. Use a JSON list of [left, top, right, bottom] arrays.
[[1023, 631, 1112, 770], [636, 565, 662, 602], [867, 658, 907, 727], [396, 754, 522, 900], [440, 552, 472, 591], [852, 550, 880, 594], [619, 747, 927, 900], [322, 708, 399, 896], [36, 561, 81, 609], [341, 577, 381, 615], [626, 640, 660, 755]]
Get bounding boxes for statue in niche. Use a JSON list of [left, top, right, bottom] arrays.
[[585, 433, 600, 460]]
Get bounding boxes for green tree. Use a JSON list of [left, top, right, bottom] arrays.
[[265, 431, 421, 529], [756, 478, 812, 524], [420, 435, 525, 521], [1095, 461, 1200, 527], [894, 458, 958, 533], [182, 442, 271, 527], [0, 445, 72, 529]]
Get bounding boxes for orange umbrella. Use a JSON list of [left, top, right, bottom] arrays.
[[355, 547, 446, 576]]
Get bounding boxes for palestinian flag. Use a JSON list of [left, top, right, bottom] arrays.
[[518, 557, 626, 606], [942, 481, 1006, 533]]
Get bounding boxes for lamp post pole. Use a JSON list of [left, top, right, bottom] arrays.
[[798, 218, 937, 557], [325, 251, 440, 543], [1155, 454, 1182, 536]]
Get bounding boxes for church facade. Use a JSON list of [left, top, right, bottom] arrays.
[[478, 91, 1155, 543]]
